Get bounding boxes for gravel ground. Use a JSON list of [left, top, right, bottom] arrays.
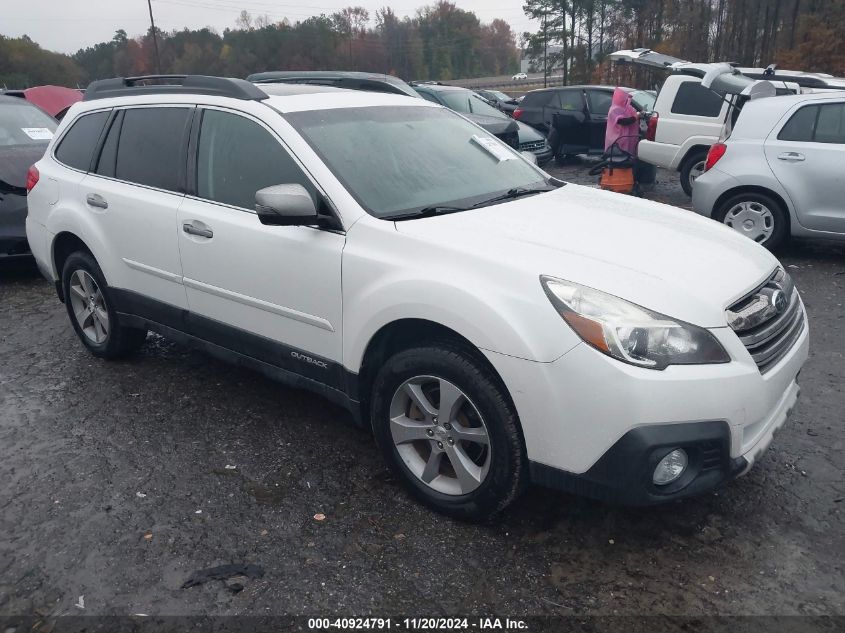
[[1, 167, 843, 619]]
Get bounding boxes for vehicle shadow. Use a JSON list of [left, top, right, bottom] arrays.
[[0, 257, 41, 281]]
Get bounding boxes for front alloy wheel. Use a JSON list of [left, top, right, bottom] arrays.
[[389, 376, 491, 496], [371, 344, 527, 520]]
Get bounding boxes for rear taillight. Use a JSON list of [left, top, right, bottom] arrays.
[[645, 112, 658, 142], [26, 165, 39, 193], [705, 143, 727, 172], [513, 108, 524, 120]]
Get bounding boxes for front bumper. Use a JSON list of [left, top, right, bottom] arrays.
[[484, 316, 809, 505]]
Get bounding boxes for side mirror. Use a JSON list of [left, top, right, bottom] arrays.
[[255, 184, 318, 226]]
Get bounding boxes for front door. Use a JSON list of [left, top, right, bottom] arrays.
[[176, 107, 345, 386], [765, 101, 845, 233]]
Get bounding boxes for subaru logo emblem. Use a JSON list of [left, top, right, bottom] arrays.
[[771, 290, 788, 314]]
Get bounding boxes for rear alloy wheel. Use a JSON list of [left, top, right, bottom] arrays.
[[62, 251, 148, 359], [680, 152, 707, 197], [371, 345, 526, 520], [715, 192, 788, 250]]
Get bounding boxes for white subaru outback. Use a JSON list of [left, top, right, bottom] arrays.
[[25, 76, 808, 520]]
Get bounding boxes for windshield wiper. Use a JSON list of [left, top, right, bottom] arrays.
[[383, 205, 469, 221], [383, 186, 556, 222], [469, 186, 555, 209]]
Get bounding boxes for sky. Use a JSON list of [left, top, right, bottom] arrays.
[[3, 0, 539, 54]]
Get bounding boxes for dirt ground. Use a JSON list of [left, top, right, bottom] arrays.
[[1, 166, 843, 620]]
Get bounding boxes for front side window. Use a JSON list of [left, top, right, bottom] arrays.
[[54, 110, 108, 171], [285, 105, 548, 219], [814, 103, 845, 143], [196, 109, 314, 210], [671, 82, 724, 118], [115, 107, 191, 191], [0, 100, 58, 148]]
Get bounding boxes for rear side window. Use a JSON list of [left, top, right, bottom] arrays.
[[522, 91, 554, 108], [778, 103, 845, 144], [196, 109, 315, 210], [671, 82, 724, 118], [54, 111, 109, 171], [556, 90, 584, 111], [95, 111, 122, 178], [778, 105, 818, 142], [115, 107, 191, 191]]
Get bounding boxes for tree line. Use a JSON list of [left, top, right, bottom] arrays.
[[522, 0, 845, 87], [1, 2, 519, 89]]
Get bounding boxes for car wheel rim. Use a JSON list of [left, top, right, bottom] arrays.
[[723, 201, 775, 243], [69, 270, 109, 344], [389, 375, 491, 496], [689, 161, 705, 187]]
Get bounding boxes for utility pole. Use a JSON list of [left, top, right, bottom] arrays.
[[147, 0, 162, 74]]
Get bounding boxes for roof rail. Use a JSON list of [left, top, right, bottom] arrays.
[[83, 75, 268, 102]]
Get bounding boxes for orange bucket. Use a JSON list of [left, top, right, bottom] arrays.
[[600, 167, 635, 194]]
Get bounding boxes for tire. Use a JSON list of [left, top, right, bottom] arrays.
[[61, 251, 147, 359], [370, 343, 527, 521], [714, 192, 789, 250], [680, 151, 707, 197]]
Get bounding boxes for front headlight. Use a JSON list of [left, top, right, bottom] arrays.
[[541, 276, 730, 370]]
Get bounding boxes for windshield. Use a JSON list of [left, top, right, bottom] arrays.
[[630, 90, 656, 112], [486, 90, 510, 101], [286, 105, 548, 219], [0, 101, 57, 147], [439, 90, 508, 119]]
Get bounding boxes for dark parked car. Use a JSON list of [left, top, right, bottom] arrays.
[[414, 85, 551, 164], [246, 70, 420, 98], [514, 86, 656, 159], [0, 95, 57, 259]]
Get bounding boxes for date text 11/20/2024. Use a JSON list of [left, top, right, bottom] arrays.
[[308, 618, 529, 630]]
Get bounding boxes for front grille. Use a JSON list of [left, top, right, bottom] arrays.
[[727, 268, 805, 374], [519, 140, 546, 153]]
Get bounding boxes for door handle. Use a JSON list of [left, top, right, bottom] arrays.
[[86, 193, 108, 209], [182, 222, 213, 238], [778, 152, 806, 162]]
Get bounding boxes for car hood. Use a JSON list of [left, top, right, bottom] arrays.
[[464, 113, 518, 136], [0, 144, 47, 191], [516, 121, 545, 144], [395, 184, 779, 328]]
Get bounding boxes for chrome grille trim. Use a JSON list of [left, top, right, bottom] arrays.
[[727, 268, 805, 374], [519, 140, 546, 152]]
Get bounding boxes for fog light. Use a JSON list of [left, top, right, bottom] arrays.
[[653, 449, 688, 485]]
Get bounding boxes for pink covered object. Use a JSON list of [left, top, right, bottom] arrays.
[[604, 88, 639, 156]]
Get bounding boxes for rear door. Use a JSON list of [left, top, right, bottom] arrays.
[[176, 106, 345, 378], [585, 89, 614, 152], [765, 101, 845, 233], [81, 105, 191, 310]]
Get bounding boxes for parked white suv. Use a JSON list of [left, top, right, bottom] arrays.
[[693, 92, 845, 249], [26, 75, 809, 519]]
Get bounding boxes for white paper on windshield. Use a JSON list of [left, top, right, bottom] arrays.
[[470, 134, 516, 162], [21, 127, 54, 140]]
